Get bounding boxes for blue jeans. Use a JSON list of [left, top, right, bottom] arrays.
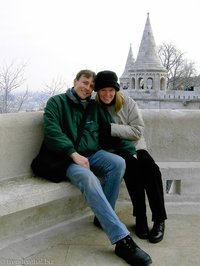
[[66, 149, 130, 244]]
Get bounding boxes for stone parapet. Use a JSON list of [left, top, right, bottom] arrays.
[[0, 110, 200, 244]]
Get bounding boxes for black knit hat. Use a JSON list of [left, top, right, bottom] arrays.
[[94, 70, 120, 92]]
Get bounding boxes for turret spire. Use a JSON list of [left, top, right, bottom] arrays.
[[121, 43, 135, 78], [133, 13, 166, 71]]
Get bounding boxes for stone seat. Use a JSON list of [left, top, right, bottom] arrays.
[[157, 162, 200, 202], [142, 109, 200, 203], [0, 175, 87, 249], [0, 109, 200, 248]]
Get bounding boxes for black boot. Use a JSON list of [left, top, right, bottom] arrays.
[[149, 221, 165, 243], [135, 217, 149, 239], [93, 216, 102, 229], [115, 235, 152, 266]]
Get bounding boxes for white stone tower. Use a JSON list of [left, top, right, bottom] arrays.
[[120, 13, 168, 91]]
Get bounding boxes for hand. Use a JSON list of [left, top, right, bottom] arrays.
[[70, 152, 90, 169]]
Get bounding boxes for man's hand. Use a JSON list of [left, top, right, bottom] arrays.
[[70, 152, 90, 169]]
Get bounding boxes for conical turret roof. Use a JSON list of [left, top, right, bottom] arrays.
[[121, 44, 135, 78], [133, 13, 167, 72]]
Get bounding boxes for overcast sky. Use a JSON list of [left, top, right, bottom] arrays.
[[0, 0, 199, 91]]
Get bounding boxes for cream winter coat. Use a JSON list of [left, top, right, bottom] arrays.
[[106, 94, 147, 151]]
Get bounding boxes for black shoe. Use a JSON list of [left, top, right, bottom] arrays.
[[149, 221, 165, 243], [115, 235, 152, 266], [135, 218, 149, 239], [93, 216, 102, 229]]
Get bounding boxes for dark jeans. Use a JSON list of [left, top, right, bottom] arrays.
[[121, 150, 167, 222]]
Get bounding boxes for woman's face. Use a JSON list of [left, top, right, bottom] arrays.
[[98, 87, 116, 104]]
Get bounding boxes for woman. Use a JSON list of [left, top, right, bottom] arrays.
[[94, 70, 167, 243]]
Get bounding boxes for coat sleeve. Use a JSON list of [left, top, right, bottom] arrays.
[[44, 96, 76, 157], [111, 96, 145, 141], [97, 104, 137, 156]]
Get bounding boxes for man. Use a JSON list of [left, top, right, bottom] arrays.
[[31, 69, 152, 266]]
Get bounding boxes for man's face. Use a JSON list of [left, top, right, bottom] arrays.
[[98, 87, 116, 104], [74, 75, 94, 99]]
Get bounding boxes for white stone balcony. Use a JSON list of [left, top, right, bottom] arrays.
[[0, 110, 200, 265]]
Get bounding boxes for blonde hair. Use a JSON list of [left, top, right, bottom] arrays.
[[95, 91, 125, 112]]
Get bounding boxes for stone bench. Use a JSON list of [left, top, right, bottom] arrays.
[[142, 109, 200, 203], [0, 110, 200, 246], [0, 112, 88, 247]]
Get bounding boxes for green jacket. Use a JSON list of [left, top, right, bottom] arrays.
[[44, 89, 136, 157], [31, 89, 136, 182]]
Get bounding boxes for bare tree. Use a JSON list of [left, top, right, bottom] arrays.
[[158, 42, 197, 90], [38, 76, 66, 109], [13, 88, 29, 112], [0, 61, 28, 113]]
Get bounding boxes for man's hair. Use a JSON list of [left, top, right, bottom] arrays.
[[75, 69, 96, 80]]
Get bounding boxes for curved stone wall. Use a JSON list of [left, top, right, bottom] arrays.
[[0, 110, 200, 180]]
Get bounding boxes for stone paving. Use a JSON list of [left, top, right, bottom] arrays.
[[0, 201, 199, 266]]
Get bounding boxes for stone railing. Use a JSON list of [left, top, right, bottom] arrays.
[[0, 110, 200, 199], [142, 109, 200, 202], [125, 90, 200, 109], [126, 89, 200, 100], [0, 110, 200, 245]]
